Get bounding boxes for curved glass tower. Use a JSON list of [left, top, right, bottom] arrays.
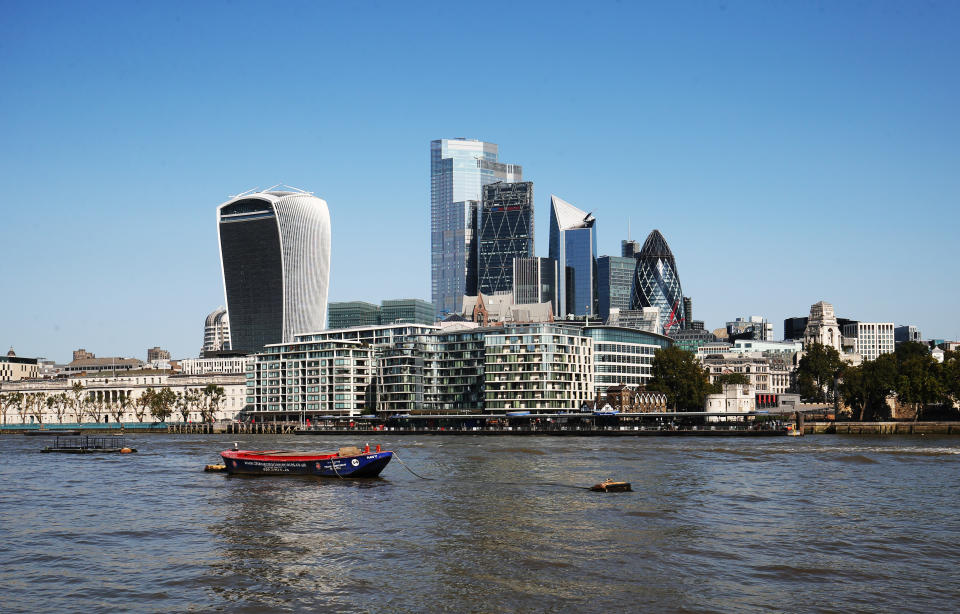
[[217, 187, 331, 354], [630, 229, 686, 334]]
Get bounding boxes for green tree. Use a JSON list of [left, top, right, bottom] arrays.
[[794, 343, 845, 402], [149, 388, 176, 423], [18, 393, 33, 424], [711, 372, 751, 391], [840, 354, 898, 421], [2, 392, 23, 425], [647, 346, 715, 410], [70, 382, 86, 424], [942, 350, 960, 406], [894, 343, 945, 421], [201, 385, 225, 423], [52, 392, 69, 424], [135, 389, 153, 422]]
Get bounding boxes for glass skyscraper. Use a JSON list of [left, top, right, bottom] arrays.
[[548, 195, 597, 317], [630, 229, 686, 335], [430, 139, 521, 318], [217, 187, 331, 354], [597, 255, 635, 322], [477, 181, 534, 295]]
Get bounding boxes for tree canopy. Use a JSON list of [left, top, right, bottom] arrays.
[[794, 343, 845, 402], [647, 346, 715, 411]]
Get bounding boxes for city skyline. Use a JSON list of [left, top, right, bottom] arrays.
[[1, 2, 958, 360]]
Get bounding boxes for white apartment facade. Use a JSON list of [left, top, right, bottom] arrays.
[[842, 322, 895, 362]]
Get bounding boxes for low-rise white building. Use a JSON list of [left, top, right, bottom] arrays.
[[705, 384, 756, 414], [0, 373, 246, 425], [180, 356, 252, 375]]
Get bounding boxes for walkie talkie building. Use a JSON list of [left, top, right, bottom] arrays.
[[217, 186, 331, 354], [630, 229, 686, 335]]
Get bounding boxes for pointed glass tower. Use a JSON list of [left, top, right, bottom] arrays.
[[630, 229, 686, 334], [548, 195, 597, 317]]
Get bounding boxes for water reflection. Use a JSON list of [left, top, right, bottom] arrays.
[[0, 434, 959, 612]]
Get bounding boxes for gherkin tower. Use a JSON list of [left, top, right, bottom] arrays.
[[630, 229, 686, 334]]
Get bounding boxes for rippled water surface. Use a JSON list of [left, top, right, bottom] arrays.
[[2, 434, 959, 613]]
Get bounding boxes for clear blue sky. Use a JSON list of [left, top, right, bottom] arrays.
[[1, 1, 957, 362]]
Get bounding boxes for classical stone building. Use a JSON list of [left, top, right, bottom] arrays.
[[0, 372, 246, 425], [803, 301, 842, 352]]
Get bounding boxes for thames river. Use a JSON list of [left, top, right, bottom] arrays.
[[1, 433, 958, 613]]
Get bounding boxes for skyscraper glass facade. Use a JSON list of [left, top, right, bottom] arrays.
[[512, 257, 558, 311], [380, 299, 435, 325], [430, 139, 521, 318], [218, 189, 331, 354], [328, 301, 380, 329], [630, 229, 686, 335], [477, 181, 534, 295], [549, 196, 597, 317], [597, 256, 635, 323]]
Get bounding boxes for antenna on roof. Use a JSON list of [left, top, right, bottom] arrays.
[[230, 186, 261, 199], [265, 184, 313, 195]]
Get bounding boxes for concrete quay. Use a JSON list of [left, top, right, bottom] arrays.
[[805, 421, 960, 435]]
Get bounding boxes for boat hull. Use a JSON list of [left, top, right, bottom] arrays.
[[220, 450, 392, 478]]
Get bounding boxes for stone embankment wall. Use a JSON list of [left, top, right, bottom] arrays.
[[805, 421, 960, 435]]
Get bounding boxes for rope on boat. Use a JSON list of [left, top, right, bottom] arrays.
[[392, 453, 432, 480], [330, 457, 344, 479]]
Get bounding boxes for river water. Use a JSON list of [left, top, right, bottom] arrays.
[[1, 434, 958, 613]]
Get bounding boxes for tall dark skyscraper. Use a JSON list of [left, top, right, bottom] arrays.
[[683, 297, 693, 329], [597, 255, 635, 322], [549, 195, 597, 317], [477, 181, 534, 295], [217, 187, 331, 354], [630, 229, 686, 334]]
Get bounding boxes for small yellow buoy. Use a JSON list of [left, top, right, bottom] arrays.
[[204, 464, 227, 472]]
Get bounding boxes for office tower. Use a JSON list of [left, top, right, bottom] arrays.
[[622, 239, 641, 258], [513, 257, 558, 311], [328, 301, 381, 329], [630, 229, 686, 334], [894, 325, 922, 344], [843, 322, 895, 361], [217, 186, 331, 354], [380, 299, 435, 325], [783, 317, 809, 341], [727, 316, 773, 341], [548, 195, 597, 317], [430, 139, 521, 318], [477, 181, 534, 295], [597, 255, 635, 322], [683, 297, 693, 329], [202, 307, 231, 356]]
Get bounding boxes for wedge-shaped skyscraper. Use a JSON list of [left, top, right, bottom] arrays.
[[548, 195, 597, 317], [630, 229, 685, 334], [217, 186, 331, 354]]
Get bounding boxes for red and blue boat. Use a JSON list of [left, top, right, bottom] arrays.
[[220, 444, 392, 477]]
